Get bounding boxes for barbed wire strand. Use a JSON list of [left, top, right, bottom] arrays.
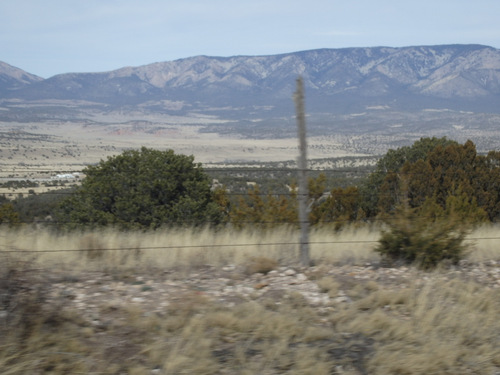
[[0, 236, 496, 255]]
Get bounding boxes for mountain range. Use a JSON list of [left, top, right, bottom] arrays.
[[1, 44, 500, 140]]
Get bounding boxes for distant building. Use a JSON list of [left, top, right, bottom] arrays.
[[52, 173, 79, 180]]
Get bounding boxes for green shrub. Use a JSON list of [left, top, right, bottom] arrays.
[[375, 203, 469, 270], [0, 203, 20, 227], [56, 147, 224, 229]]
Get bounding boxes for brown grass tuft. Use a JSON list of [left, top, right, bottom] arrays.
[[316, 276, 340, 297], [244, 256, 279, 275]]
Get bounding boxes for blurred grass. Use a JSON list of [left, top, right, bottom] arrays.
[[0, 224, 500, 374], [0, 225, 382, 275]]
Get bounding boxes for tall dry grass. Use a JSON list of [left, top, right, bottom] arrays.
[[0, 224, 383, 275], [465, 223, 500, 262], [1, 223, 499, 273]]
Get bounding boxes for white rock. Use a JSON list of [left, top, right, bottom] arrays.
[[334, 296, 351, 303], [284, 269, 297, 276], [307, 294, 330, 306], [296, 273, 307, 281]]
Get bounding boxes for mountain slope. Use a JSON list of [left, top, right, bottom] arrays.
[[0, 61, 43, 94], [2, 44, 500, 115]]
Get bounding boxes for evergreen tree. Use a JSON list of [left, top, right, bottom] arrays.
[[360, 137, 457, 217], [56, 147, 223, 229]]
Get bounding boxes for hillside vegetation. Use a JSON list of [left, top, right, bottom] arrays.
[[2, 137, 500, 373]]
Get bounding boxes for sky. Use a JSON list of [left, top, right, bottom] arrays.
[[1, 0, 500, 78]]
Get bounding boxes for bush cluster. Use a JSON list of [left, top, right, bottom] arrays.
[[6, 138, 500, 268], [375, 205, 469, 269]]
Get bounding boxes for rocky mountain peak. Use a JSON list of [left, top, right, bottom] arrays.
[[1, 44, 500, 113]]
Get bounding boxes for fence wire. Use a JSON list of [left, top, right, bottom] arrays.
[[2, 165, 500, 256]]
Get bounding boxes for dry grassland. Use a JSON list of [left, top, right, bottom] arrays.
[[0, 120, 371, 180], [1, 225, 500, 374], [0, 225, 381, 272]]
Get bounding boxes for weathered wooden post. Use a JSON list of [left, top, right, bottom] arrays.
[[293, 76, 310, 267]]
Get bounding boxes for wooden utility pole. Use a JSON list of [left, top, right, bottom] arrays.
[[293, 77, 310, 267]]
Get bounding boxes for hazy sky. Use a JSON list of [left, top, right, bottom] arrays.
[[2, 0, 499, 78]]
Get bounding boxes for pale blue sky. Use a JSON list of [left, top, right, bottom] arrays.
[[1, 0, 499, 78]]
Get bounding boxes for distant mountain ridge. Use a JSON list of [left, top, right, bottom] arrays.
[[1, 44, 500, 117], [0, 61, 42, 95]]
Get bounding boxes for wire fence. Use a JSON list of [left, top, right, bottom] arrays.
[[1, 234, 499, 256], [0, 239, 384, 254], [0, 162, 370, 258], [2, 165, 500, 257]]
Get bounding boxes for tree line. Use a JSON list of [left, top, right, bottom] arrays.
[[2, 137, 500, 228]]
